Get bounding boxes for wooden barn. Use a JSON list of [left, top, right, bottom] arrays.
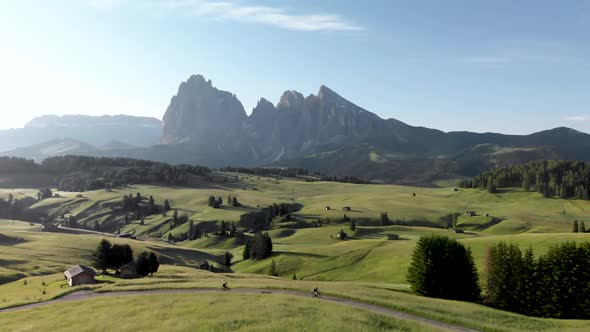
[[64, 265, 97, 287]]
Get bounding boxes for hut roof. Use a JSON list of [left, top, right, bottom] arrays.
[[64, 265, 97, 279]]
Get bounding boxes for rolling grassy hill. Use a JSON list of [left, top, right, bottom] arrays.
[[0, 219, 225, 284], [3, 176, 590, 331]]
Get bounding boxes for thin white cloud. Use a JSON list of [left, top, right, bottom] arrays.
[[564, 115, 590, 122], [161, 0, 363, 32], [88, 0, 124, 9]]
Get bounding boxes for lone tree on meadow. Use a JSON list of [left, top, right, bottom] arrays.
[[350, 219, 356, 231], [581, 221, 587, 233], [224, 252, 233, 267], [269, 259, 278, 276], [208, 196, 216, 207], [148, 252, 160, 276], [232, 197, 240, 207], [407, 235, 480, 302], [573, 220, 580, 233], [380, 212, 390, 226], [137, 251, 160, 277], [245, 232, 273, 260]]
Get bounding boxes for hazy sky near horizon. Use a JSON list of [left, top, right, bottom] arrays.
[[1, 0, 589, 134]]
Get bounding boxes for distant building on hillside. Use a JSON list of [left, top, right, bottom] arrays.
[[342, 207, 352, 212], [64, 265, 97, 287], [387, 234, 400, 240]]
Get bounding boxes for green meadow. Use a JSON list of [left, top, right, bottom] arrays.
[[2, 175, 590, 331]]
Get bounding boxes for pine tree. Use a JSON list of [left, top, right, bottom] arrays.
[[164, 199, 171, 212], [581, 221, 587, 233], [407, 235, 480, 302], [242, 240, 251, 260], [148, 252, 160, 276], [232, 197, 239, 207], [188, 220, 195, 240], [487, 175, 496, 193], [149, 196, 156, 213], [224, 252, 233, 267], [136, 252, 151, 277], [269, 259, 278, 276], [350, 219, 356, 231], [292, 274, 298, 280], [573, 220, 579, 233], [92, 239, 112, 274], [380, 212, 390, 226]]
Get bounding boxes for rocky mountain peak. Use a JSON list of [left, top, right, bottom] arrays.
[[161, 74, 247, 144], [277, 90, 305, 110]]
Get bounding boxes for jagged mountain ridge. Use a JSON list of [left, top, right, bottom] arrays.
[[3, 74, 590, 185], [159, 75, 590, 183]]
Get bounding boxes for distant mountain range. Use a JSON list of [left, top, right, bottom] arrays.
[[0, 115, 162, 153], [3, 74, 590, 185]]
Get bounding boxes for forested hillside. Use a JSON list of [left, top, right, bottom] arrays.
[[460, 160, 590, 200], [0, 156, 211, 191]]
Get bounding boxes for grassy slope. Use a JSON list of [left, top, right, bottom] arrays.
[[0, 219, 225, 284], [0, 293, 440, 332], [3, 178, 590, 331], [2, 266, 590, 332], [23, 177, 590, 237]]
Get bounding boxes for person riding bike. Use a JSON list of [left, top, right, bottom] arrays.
[[222, 282, 230, 291], [313, 287, 320, 298]]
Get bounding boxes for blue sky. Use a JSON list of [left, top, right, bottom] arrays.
[[1, 0, 589, 134]]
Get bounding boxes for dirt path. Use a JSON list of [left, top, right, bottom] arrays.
[[0, 289, 479, 332]]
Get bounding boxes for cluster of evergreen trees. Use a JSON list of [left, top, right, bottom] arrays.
[[208, 195, 240, 209], [460, 160, 590, 199], [573, 220, 589, 233], [122, 193, 163, 220], [486, 242, 590, 319], [407, 236, 480, 302], [220, 167, 310, 178], [92, 239, 159, 277], [219, 166, 370, 184], [242, 232, 273, 260], [216, 221, 238, 237], [408, 235, 590, 319]]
